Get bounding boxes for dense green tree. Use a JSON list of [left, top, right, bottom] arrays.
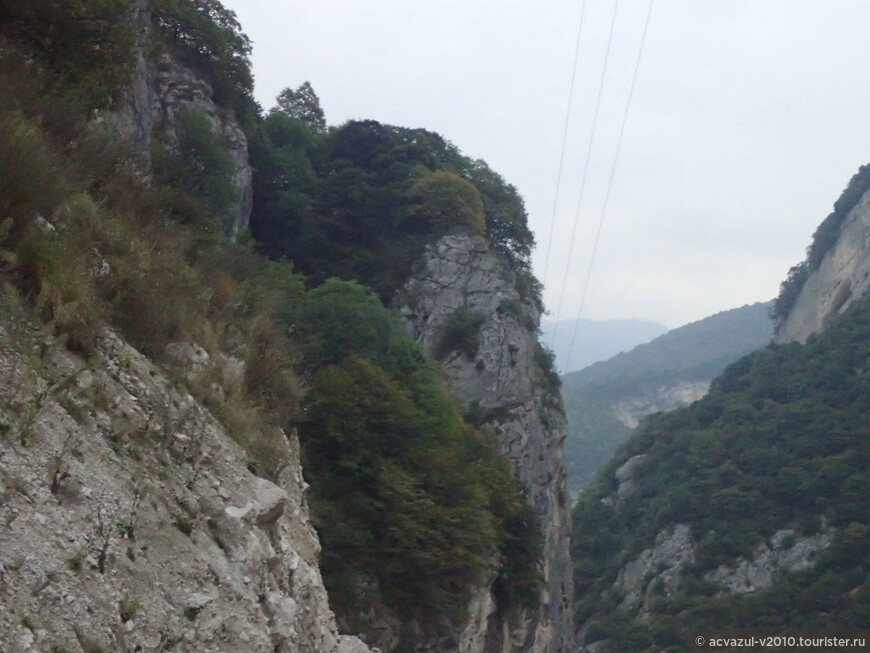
[[410, 169, 485, 235], [274, 81, 327, 133], [291, 279, 543, 625], [249, 116, 537, 299]]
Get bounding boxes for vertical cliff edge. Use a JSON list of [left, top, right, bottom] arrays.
[[399, 234, 573, 653], [775, 166, 870, 343]]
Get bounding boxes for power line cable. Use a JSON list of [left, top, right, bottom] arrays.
[[541, 0, 588, 294], [550, 0, 620, 349], [565, 0, 655, 369]]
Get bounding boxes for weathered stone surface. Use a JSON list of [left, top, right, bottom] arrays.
[[706, 528, 834, 594], [776, 186, 870, 343], [614, 454, 647, 497], [0, 324, 371, 653], [615, 524, 696, 609], [398, 234, 573, 653]]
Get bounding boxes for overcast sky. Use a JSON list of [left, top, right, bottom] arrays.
[[220, 0, 870, 329]]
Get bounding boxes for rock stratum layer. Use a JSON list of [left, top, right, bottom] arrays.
[[399, 234, 573, 653]]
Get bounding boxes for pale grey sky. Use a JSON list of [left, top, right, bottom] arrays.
[[221, 0, 870, 329]]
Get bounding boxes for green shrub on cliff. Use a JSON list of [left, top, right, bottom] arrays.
[[151, 0, 256, 120], [0, 40, 305, 476]]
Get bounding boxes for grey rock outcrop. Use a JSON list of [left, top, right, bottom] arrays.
[[106, 0, 252, 239], [613, 454, 647, 497], [705, 528, 834, 594], [614, 524, 696, 609], [0, 322, 371, 653], [398, 234, 573, 653], [776, 186, 870, 343], [612, 379, 711, 429]]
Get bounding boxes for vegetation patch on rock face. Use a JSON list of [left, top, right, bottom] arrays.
[[0, 0, 136, 110], [151, 0, 256, 121], [434, 307, 486, 360], [0, 37, 303, 478], [153, 108, 238, 234]]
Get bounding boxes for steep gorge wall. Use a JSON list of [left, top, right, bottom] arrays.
[[399, 235, 573, 653], [775, 185, 870, 343]]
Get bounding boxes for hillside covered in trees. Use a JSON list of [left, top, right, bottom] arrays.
[[571, 174, 870, 650], [0, 1, 562, 649], [561, 303, 773, 492]]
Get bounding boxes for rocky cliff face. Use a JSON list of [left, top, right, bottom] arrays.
[[775, 185, 870, 343], [611, 379, 710, 429], [398, 234, 573, 653], [0, 318, 371, 653], [106, 0, 253, 240]]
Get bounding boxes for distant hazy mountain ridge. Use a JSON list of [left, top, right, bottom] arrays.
[[561, 302, 773, 492], [539, 318, 667, 373]]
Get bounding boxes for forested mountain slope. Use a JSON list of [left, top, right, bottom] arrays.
[[0, 1, 571, 652], [539, 318, 667, 374], [561, 302, 773, 492], [570, 170, 870, 652]]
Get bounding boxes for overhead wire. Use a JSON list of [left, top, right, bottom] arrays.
[[565, 0, 655, 369], [549, 0, 620, 349], [540, 0, 588, 295]]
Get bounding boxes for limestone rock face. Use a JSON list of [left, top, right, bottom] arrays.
[[0, 324, 371, 653], [614, 524, 696, 609], [613, 454, 647, 497], [107, 0, 253, 239], [398, 234, 573, 653], [776, 186, 870, 343], [705, 528, 834, 594], [612, 379, 711, 429]]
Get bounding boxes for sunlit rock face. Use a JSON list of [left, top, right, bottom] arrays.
[[398, 234, 574, 653], [776, 186, 870, 344]]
